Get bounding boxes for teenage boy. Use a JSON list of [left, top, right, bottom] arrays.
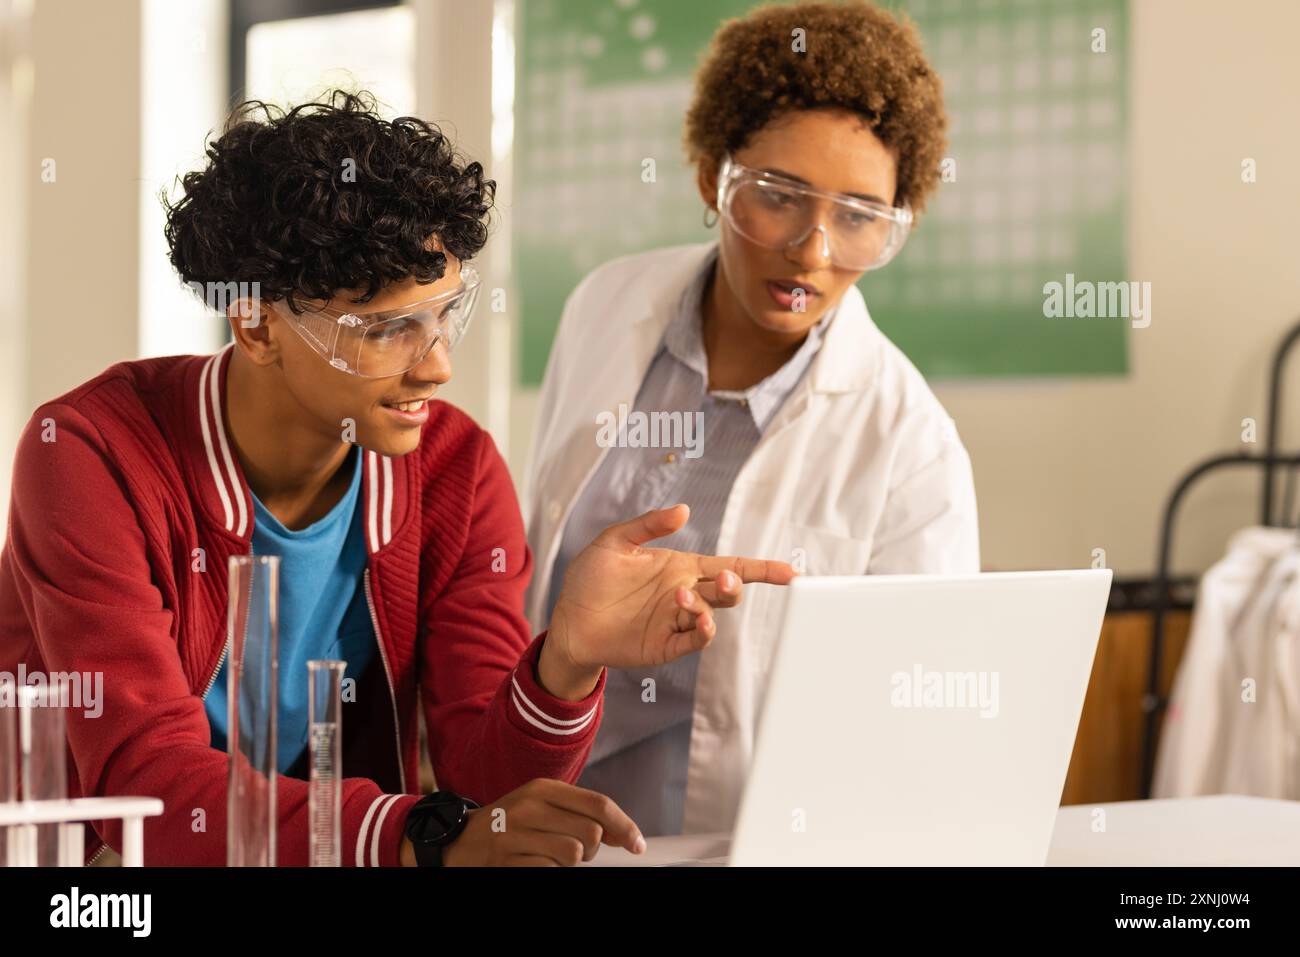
[[0, 92, 793, 866]]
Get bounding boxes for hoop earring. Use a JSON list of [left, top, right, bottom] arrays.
[[703, 206, 719, 228]]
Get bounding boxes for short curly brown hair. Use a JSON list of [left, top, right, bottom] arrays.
[[684, 0, 946, 215]]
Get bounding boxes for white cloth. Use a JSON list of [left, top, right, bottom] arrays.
[[523, 241, 979, 834], [1219, 535, 1300, 796], [1153, 526, 1300, 798]]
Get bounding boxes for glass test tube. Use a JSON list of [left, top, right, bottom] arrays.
[[20, 685, 68, 866], [226, 554, 279, 867], [0, 684, 14, 866], [307, 659, 346, 867]]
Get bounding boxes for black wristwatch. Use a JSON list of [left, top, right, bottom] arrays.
[[403, 790, 480, 866]]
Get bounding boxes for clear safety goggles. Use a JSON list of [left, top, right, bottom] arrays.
[[274, 265, 481, 378], [716, 156, 912, 272]]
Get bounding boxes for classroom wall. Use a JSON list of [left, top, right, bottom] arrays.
[[0, 0, 32, 522], [937, 0, 1300, 577], [5, 0, 142, 514], [16, 0, 143, 445], [506, 0, 1300, 580], [5, 0, 1298, 583]]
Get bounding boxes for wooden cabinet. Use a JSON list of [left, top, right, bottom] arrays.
[[1061, 609, 1192, 805]]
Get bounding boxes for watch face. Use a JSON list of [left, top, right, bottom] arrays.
[[429, 798, 465, 831], [412, 794, 467, 844]]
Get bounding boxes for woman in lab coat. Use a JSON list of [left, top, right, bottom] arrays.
[[524, 1, 979, 836]]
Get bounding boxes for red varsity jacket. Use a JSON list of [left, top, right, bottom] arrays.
[[0, 345, 604, 866]]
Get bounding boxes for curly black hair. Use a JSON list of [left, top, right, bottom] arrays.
[[164, 90, 495, 311]]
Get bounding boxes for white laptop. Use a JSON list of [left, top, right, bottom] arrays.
[[593, 569, 1111, 867]]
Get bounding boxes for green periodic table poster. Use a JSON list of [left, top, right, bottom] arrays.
[[514, 0, 1129, 385]]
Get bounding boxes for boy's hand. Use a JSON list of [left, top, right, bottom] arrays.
[[401, 779, 645, 866]]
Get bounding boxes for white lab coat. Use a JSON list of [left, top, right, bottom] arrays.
[[523, 241, 980, 833], [1153, 526, 1300, 798]]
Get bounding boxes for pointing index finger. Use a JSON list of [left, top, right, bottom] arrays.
[[697, 555, 798, 586]]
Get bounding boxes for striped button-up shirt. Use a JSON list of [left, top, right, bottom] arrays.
[[545, 246, 834, 835]]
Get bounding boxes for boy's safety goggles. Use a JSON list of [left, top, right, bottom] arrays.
[[716, 156, 912, 272], [273, 265, 481, 378]]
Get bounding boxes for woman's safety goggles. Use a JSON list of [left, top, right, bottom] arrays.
[[716, 156, 912, 272], [274, 265, 481, 378]]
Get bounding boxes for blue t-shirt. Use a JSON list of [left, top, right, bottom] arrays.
[[206, 446, 376, 774]]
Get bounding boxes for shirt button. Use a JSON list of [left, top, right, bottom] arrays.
[[547, 501, 562, 522], [739, 398, 749, 409], [663, 452, 677, 464]]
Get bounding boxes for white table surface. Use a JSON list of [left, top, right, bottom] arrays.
[[586, 795, 1300, 866]]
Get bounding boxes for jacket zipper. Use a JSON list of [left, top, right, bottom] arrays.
[[364, 568, 406, 793], [201, 643, 229, 700]]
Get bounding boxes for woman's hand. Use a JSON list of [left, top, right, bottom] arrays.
[[541, 504, 797, 692]]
